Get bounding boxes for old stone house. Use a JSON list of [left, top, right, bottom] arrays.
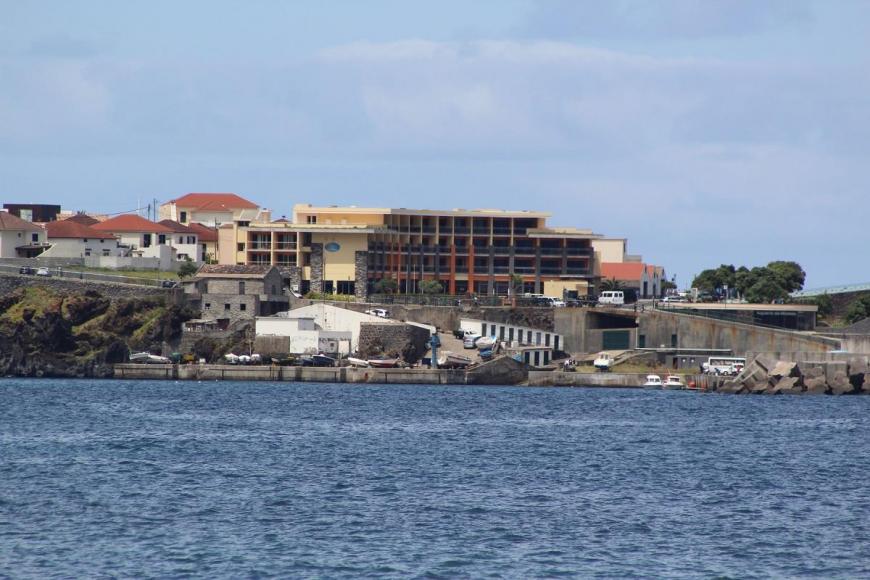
[[185, 264, 288, 323]]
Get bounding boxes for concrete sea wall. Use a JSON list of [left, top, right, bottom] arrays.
[[528, 371, 712, 389]]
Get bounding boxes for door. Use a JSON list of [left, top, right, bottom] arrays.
[[602, 330, 630, 350]]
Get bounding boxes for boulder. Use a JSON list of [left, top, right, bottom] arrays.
[[804, 376, 829, 395], [771, 376, 802, 395], [862, 373, 870, 394], [750, 379, 770, 394], [848, 358, 870, 379], [769, 361, 800, 380], [830, 371, 855, 395]]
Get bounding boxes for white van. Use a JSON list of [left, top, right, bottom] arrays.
[[598, 291, 625, 306]]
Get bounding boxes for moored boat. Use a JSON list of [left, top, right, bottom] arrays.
[[438, 352, 473, 368], [312, 354, 336, 367], [476, 336, 497, 350], [593, 353, 613, 371], [347, 357, 370, 367], [367, 358, 399, 368], [663, 375, 685, 390], [642, 374, 663, 389]]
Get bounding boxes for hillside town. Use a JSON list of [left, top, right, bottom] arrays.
[[1, 193, 868, 394]]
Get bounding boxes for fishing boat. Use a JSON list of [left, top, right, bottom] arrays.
[[437, 352, 473, 369], [312, 354, 336, 367], [367, 358, 399, 368], [129, 352, 151, 363], [347, 357, 370, 368], [479, 348, 494, 361], [642, 375, 662, 389], [663, 375, 685, 390], [224, 353, 239, 365], [593, 353, 613, 372]]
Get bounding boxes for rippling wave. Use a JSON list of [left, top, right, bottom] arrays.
[[1, 379, 869, 578]]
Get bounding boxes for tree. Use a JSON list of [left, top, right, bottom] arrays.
[[744, 272, 788, 303], [177, 260, 199, 279], [811, 293, 833, 318], [373, 277, 398, 294], [509, 274, 524, 296], [691, 264, 736, 294], [845, 294, 870, 324], [420, 280, 443, 294], [600, 278, 622, 292], [766, 261, 806, 293], [661, 279, 677, 294]]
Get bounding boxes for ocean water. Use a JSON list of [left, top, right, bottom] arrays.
[[1, 380, 869, 578]]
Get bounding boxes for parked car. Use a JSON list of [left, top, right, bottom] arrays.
[[35, 267, 51, 277], [160, 280, 178, 288], [463, 334, 482, 349], [18, 266, 34, 275], [365, 308, 390, 318]]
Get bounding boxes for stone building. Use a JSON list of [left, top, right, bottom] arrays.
[[185, 264, 288, 324]]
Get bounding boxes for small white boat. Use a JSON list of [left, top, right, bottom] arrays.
[[642, 375, 663, 389], [238, 354, 251, 365], [347, 357, 370, 368], [224, 353, 239, 365], [663, 375, 685, 390], [368, 358, 399, 368], [476, 336, 497, 350], [593, 353, 613, 371], [129, 352, 150, 363]]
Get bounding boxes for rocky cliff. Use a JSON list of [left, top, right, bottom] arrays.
[[0, 286, 195, 378]]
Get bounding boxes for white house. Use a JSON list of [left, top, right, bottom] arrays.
[[41, 219, 126, 258], [0, 211, 47, 258], [257, 303, 398, 352], [255, 315, 352, 355], [158, 219, 202, 262]]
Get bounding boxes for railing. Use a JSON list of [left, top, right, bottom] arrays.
[[275, 243, 297, 250], [493, 247, 511, 255], [367, 293, 503, 306], [566, 247, 592, 256], [514, 246, 535, 255], [540, 247, 564, 256], [248, 242, 271, 250], [493, 228, 512, 235], [565, 268, 589, 275], [0, 262, 173, 288], [513, 267, 536, 274], [453, 227, 469, 234]]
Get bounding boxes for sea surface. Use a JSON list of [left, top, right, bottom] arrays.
[[1, 380, 869, 578]]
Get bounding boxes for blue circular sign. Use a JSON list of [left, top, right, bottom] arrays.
[[325, 242, 341, 252]]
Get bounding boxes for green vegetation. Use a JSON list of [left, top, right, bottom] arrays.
[[420, 280, 443, 294], [691, 261, 805, 303], [374, 277, 398, 294], [177, 260, 199, 279], [844, 294, 870, 324], [600, 278, 622, 292], [305, 291, 356, 302]]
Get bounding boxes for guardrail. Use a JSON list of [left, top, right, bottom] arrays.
[[0, 263, 173, 288]]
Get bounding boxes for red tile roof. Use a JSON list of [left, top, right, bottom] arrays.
[[0, 211, 42, 231], [600, 262, 647, 281], [169, 193, 258, 211], [158, 219, 198, 234], [185, 222, 218, 242], [65, 213, 100, 226], [46, 220, 116, 239], [91, 214, 173, 234]]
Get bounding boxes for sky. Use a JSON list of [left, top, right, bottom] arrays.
[[2, 0, 869, 289]]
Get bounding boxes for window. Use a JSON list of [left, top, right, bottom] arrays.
[[84, 249, 91, 257], [536, 332, 541, 345], [238, 281, 245, 295], [204, 303, 211, 310], [307, 215, 317, 224], [158, 234, 166, 245], [143, 234, 152, 248], [31, 233, 39, 243], [178, 236, 183, 244], [180, 211, 187, 223], [545, 334, 550, 347], [102, 249, 110, 257], [240, 303, 246, 311], [237, 221, 250, 227], [187, 236, 195, 244], [671, 334, 678, 348], [224, 304, 231, 311], [237, 243, 245, 252]]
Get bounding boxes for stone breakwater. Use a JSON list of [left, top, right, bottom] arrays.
[[718, 355, 870, 395]]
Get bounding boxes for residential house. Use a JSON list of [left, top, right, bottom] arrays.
[[159, 192, 261, 227], [185, 222, 219, 263], [3, 204, 61, 223], [184, 264, 288, 323], [158, 220, 202, 262], [41, 219, 125, 258], [600, 262, 666, 299], [91, 214, 176, 267], [0, 211, 47, 258]]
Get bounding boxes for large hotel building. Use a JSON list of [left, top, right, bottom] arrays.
[[217, 204, 602, 299]]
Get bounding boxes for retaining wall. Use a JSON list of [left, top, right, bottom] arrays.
[[0, 272, 176, 303]]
